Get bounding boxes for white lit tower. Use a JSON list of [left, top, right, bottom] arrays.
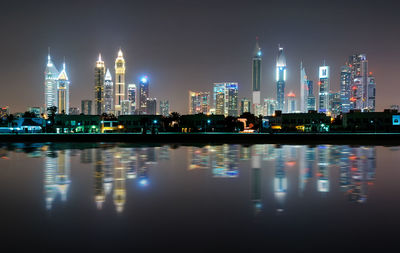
[[300, 61, 308, 112], [276, 46, 286, 112], [94, 54, 105, 115], [44, 50, 59, 113], [318, 63, 330, 114], [104, 69, 114, 114], [114, 49, 126, 116], [56, 61, 70, 114], [252, 37, 262, 115]]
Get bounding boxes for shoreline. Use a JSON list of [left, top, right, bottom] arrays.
[[1, 132, 400, 145]]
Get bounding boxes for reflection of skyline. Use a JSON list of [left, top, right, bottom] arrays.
[[0, 143, 378, 213]]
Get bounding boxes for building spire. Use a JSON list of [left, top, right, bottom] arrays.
[[253, 36, 262, 57], [98, 53, 102, 62], [118, 48, 123, 57]]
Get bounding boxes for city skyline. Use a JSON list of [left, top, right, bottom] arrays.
[[1, 0, 399, 113]]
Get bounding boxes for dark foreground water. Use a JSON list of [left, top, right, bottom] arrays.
[[0, 143, 400, 251]]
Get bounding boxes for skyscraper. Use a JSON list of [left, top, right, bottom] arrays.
[[127, 84, 136, 114], [286, 92, 296, 113], [263, 98, 278, 116], [318, 65, 330, 114], [189, 91, 210, 114], [146, 98, 157, 115], [300, 62, 308, 112], [276, 46, 286, 111], [103, 69, 114, 114], [252, 37, 262, 115], [44, 52, 59, 112], [114, 49, 126, 116], [240, 98, 251, 115], [330, 92, 341, 117], [367, 75, 376, 111], [56, 62, 70, 114], [138, 76, 149, 114], [81, 100, 92, 115], [213, 82, 238, 117], [306, 80, 316, 111], [94, 54, 105, 115], [160, 100, 170, 117], [340, 65, 352, 113]]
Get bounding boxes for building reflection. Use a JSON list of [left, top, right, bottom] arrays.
[[274, 147, 287, 213]]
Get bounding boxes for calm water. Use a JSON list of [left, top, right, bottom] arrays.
[[1, 143, 400, 251]]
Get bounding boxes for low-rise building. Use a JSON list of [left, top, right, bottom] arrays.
[[118, 115, 163, 132], [180, 114, 226, 132], [54, 115, 101, 133], [342, 109, 400, 132]]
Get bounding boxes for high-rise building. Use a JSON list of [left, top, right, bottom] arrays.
[[213, 82, 238, 117], [94, 54, 105, 115], [276, 46, 286, 111], [340, 65, 352, 113], [159, 100, 170, 117], [264, 98, 277, 116], [138, 76, 149, 114], [252, 37, 262, 115], [330, 92, 341, 117], [146, 98, 157, 115], [367, 75, 376, 112], [240, 98, 251, 115], [114, 49, 126, 116], [306, 80, 316, 111], [318, 65, 330, 114], [104, 69, 114, 114], [44, 52, 59, 112], [189, 91, 210, 114], [127, 84, 136, 114], [300, 62, 308, 112], [56, 62, 70, 114], [286, 92, 297, 113], [81, 100, 92, 115], [121, 100, 131, 115]]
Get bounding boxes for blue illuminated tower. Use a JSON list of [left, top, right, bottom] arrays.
[[138, 76, 149, 114], [318, 64, 330, 114], [276, 46, 286, 111], [252, 37, 262, 115]]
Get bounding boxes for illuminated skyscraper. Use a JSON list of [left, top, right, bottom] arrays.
[[306, 80, 316, 111], [263, 98, 277, 116], [318, 65, 330, 114], [44, 51, 59, 112], [56, 62, 70, 114], [213, 82, 238, 117], [340, 65, 351, 113], [240, 98, 251, 115], [127, 84, 136, 114], [330, 91, 341, 117], [276, 46, 286, 111], [94, 54, 105, 115], [121, 100, 131, 115], [104, 69, 114, 114], [81, 100, 92, 115], [300, 62, 308, 112], [252, 37, 262, 115], [286, 92, 296, 113], [138, 76, 149, 114], [114, 49, 126, 116], [189, 91, 210, 114], [367, 75, 376, 111], [160, 100, 170, 116]]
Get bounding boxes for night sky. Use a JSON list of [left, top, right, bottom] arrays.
[[1, 0, 399, 113]]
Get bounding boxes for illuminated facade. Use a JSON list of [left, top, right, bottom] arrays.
[[44, 53, 59, 112], [318, 65, 330, 114], [127, 84, 136, 114], [306, 80, 316, 111], [276, 46, 286, 111], [189, 91, 210, 114], [104, 69, 114, 114], [213, 82, 238, 117], [94, 54, 105, 115], [159, 100, 170, 117], [94, 149, 105, 209], [44, 151, 58, 210], [113, 150, 126, 213], [252, 38, 262, 115], [56, 62, 70, 114], [263, 98, 277, 116], [286, 92, 296, 113], [300, 62, 308, 112], [114, 49, 126, 116], [138, 76, 149, 114], [121, 100, 131, 115], [340, 65, 351, 113], [240, 98, 251, 115], [330, 92, 341, 117]]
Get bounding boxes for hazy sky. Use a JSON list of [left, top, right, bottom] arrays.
[[1, 0, 399, 113]]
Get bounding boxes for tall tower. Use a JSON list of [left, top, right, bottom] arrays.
[[56, 61, 70, 114], [318, 64, 330, 114], [138, 76, 149, 114], [114, 49, 126, 116], [94, 54, 105, 115], [127, 84, 136, 114], [300, 62, 308, 112], [340, 65, 352, 113], [252, 37, 262, 115], [276, 46, 286, 112], [103, 69, 114, 114], [213, 82, 239, 117], [44, 51, 59, 113]]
